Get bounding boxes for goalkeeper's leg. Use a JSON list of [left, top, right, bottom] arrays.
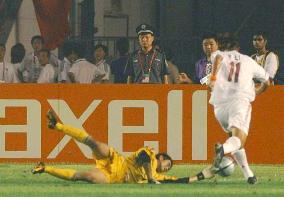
[[32, 162, 108, 183], [47, 109, 110, 160]]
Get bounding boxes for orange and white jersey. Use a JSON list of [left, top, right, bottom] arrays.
[[209, 50, 269, 105]]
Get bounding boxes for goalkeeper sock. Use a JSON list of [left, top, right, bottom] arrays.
[[223, 136, 241, 154], [45, 166, 77, 180], [231, 148, 254, 179], [55, 123, 89, 143]]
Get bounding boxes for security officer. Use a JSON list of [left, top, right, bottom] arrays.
[[126, 24, 169, 84]]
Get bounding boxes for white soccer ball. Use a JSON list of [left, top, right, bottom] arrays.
[[217, 156, 235, 177]]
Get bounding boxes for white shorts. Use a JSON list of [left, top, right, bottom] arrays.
[[213, 99, 251, 135]]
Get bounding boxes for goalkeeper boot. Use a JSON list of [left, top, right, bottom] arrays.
[[31, 162, 45, 174], [47, 109, 57, 129], [247, 176, 257, 184], [212, 143, 224, 169]]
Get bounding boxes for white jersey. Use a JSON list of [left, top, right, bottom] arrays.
[[0, 62, 19, 83], [209, 50, 269, 105], [37, 64, 55, 83], [69, 59, 105, 84]]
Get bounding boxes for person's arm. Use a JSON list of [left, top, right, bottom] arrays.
[[208, 54, 223, 90], [68, 72, 76, 83], [264, 52, 279, 81], [159, 177, 190, 184], [252, 58, 271, 95], [255, 80, 270, 95], [127, 76, 132, 84], [136, 150, 160, 184], [163, 74, 169, 84], [188, 165, 215, 184], [179, 73, 193, 84]]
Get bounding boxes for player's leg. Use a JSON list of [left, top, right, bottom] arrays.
[[47, 109, 110, 160], [32, 162, 109, 183], [231, 148, 257, 184], [213, 100, 250, 169], [73, 168, 109, 183]]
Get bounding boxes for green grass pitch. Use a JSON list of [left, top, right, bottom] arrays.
[[0, 164, 284, 197]]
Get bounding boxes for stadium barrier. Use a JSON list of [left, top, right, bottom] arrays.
[[0, 84, 283, 164]]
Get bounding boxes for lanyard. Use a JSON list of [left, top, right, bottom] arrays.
[[1, 62, 5, 81], [138, 50, 157, 74], [94, 60, 105, 67]]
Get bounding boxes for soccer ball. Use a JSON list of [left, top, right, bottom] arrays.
[[217, 156, 235, 177]]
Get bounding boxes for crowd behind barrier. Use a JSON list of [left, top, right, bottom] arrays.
[[0, 30, 283, 85]]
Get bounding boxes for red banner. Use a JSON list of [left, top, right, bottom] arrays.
[[33, 0, 72, 49]]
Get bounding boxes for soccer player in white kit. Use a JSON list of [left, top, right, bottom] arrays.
[[189, 36, 270, 184]]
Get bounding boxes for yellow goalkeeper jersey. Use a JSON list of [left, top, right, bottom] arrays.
[[95, 146, 177, 183]]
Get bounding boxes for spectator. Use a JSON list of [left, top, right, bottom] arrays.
[[251, 31, 279, 84], [10, 43, 25, 76], [110, 38, 129, 83], [37, 49, 56, 83], [58, 42, 79, 83], [194, 32, 219, 84], [165, 49, 180, 84], [19, 35, 59, 83], [68, 43, 105, 84], [0, 43, 19, 83], [91, 44, 111, 84], [126, 24, 169, 84]]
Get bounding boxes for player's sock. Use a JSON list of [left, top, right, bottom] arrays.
[[55, 123, 89, 143], [222, 136, 241, 154], [45, 166, 77, 180], [231, 148, 254, 179]]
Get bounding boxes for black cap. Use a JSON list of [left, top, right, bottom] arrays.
[[136, 24, 155, 36]]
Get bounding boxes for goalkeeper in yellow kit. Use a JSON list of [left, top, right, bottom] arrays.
[[32, 110, 191, 184]]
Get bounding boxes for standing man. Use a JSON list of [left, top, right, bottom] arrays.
[[111, 38, 129, 83], [195, 33, 219, 84], [91, 44, 111, 84], [251, 31, 279, 84], [19, 35, 59, 83], [0, 43, 19, 83], [37, 49, 56, 83], [58, 42, 79, 83], [190, 36, 270, 184], [126, 24, 169, 84], [68, 43, 105, 84], [179, 33, 218, 84]]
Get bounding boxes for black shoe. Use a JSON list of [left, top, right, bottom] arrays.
[[47, 109, 57, 129], [247, 176, 257, 184], [213, 143, 224, 168]]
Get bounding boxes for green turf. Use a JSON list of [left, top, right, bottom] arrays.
[[0, 164, 284, 197]]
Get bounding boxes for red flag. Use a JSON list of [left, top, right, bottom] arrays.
[[33, 0, 72, 50]]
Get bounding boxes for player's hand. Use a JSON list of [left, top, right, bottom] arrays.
[[148, 179, 161, 184], [179, 73, 192, 84]]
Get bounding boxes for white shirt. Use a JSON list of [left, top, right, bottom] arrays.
[[58, 57, 71, 83], [69, 59, 105, 84], [0, 62, 19, 83], [37, 64, 55, 83], [94, 60, 111, 83], [209, 50, 269, 105], [20, 52, 59, 83], [255, 52, 278, 79]]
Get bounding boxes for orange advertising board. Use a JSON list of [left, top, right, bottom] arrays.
[[0, 84, 283, 164]]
